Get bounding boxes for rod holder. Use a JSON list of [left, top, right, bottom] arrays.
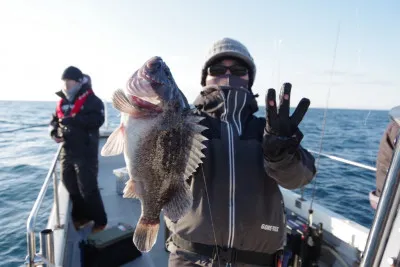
[[39, 229, 55, 266]]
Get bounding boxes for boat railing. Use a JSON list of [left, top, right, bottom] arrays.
[[23, 100, 382, 266], [24, 144, 63, 267], [307, 149, 377, 172], [298, 149, 376, 209], [22, 146, 377, 264], [24, 99, 110, 266]]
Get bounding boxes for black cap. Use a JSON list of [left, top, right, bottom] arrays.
[[61, 66, 83, 82]]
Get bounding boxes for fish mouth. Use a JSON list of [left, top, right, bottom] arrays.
[[126, 56, 177, 112], [143, 56, 165, 86], [131, 95, 163, 113], [126, 77, 163, 112]]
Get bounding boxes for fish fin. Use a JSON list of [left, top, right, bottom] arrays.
[[101, 125, 125, 156], [133, 217, 160, 252], [123, 179, 139, 199], [182, 115, 208, 179], [191, 124, 209, 134], [185, 114, 206, 124], [162, 183, 193, 223], [112, 89, 139, 115], [182, 133, 208, 179]]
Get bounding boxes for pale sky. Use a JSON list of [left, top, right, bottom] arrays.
[[0, 0, 398, 110]]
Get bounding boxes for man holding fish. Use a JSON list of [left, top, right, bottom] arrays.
[[102, 37, 316, 266]]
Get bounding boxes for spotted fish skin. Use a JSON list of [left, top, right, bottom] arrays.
[[101, 57, 208, 253]]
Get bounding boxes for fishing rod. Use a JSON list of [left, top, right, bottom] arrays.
[[286, 21, 342, 267], [0, 124, 48, 134], [309, 21, 341, 211]]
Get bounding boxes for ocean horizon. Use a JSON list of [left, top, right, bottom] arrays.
[[0, 100, 391, 266]]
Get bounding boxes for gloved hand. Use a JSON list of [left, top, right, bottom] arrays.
[[263, 83, 310, 161], [59, 116, 74, 126], [50, 125, 64, 143], [194, 85, 225, 117], [49, 114, 63, 142], [52, 135, 64, 143]]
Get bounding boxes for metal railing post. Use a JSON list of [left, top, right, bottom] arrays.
[[359, 107, 400, 267], [26, 231, 36, 266], [25, 144, 62, 266], [103, 99, 108, 130], [52, 171, 61, 228]]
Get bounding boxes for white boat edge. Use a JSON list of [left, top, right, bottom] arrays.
[[39, 103, 400, 266], [44, 128, 114, 267], [280, 187, 369, 251], [45, 186, 371, 267], [44, 151, 370, 267]]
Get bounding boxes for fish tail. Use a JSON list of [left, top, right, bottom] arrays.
[[133, 217, 160, 252]]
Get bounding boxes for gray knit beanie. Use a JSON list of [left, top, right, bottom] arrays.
[[201, 38, 256, 89]]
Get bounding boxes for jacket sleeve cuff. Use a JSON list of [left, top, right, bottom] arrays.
[[264, 147, 316, 189], [369, 190, 379, 210]]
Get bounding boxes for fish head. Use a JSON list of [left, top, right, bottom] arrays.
[[126, 56, 188, 113]]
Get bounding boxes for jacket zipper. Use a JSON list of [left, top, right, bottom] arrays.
[[221, 91, 236, 249]]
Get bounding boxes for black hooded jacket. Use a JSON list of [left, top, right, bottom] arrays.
[[166, 86, 316, 254], [49, 82, 105, 159]]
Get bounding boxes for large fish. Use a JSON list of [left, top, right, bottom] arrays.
[[101, 56, 208, 252]]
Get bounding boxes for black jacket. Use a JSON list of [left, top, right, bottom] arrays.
[[166, 86, 316, 254], [369, 120, 400, 209], [49, 83, 105, 159], [376, 121, 400, 197]]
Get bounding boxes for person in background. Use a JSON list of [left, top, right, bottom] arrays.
[[165, 37, 316, 267], [369, 120, 400, 209], [49, 66, 108, 233]]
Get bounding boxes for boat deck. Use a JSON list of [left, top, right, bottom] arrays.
[[29, 106, 400, 266], [63, 137, 170, 267], [58, 133, 370, 267]]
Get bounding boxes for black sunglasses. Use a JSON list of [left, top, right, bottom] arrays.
[[207, 64, 249, 77]]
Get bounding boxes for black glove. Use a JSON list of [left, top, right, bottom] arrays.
[[49, 114, 60, 138], [263, 83, 310, 161], [194, 86, 225, 117], [59, 116, 74, 126]]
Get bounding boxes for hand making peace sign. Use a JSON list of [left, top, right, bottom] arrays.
[[263, 83, 311, 161], [265, 83, 310, 137]]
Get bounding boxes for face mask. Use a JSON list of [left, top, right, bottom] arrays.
[[62, 83, 82, 102], [205, 74, 249, 89]]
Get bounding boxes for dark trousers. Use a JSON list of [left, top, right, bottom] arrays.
[[166, 238, 276, 267], [168, 252, 204, 266], [60, 156, 107, 226], [168, 251, 276, 267]]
